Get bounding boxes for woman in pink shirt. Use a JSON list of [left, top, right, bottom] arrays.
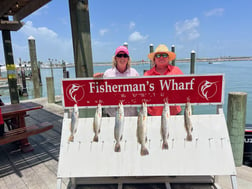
[[144, 44, 184, 116], [94, 46, 139, 116]]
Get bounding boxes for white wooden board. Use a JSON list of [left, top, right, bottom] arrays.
[[57, 113, 236, 178]]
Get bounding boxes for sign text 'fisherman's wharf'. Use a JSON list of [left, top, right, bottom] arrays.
[[62, 74, 224, 108]]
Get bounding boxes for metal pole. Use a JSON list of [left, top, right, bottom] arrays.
[[227, 92, 247, 166]]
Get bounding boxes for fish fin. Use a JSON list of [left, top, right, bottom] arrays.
[[68, 135, 74, 142], [162, 141, 169, 150], [187, 134, 192, 141], [140, 146, 149, 156], [120, 135, 123, 141], [93, 135, 99, 142], [114, 143, 121, 152]]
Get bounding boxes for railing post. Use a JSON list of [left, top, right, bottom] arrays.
[[227, 92, 247, 166]]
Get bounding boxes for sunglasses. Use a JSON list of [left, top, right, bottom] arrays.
[[116, 54, 129, 58], [155, 53, 168, 58]]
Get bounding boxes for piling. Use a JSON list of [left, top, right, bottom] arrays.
[[69, 0, 95, 118], [190, 50, 196, 74], [227, 92, 247, 166], [62, 61, 69, 78], [28, 36, 40, 98], [20, 67, 28, 96], [123, 42, 128, 49], [149, 44, 154, 69], [46, 77, 55, 103], [171, 45, 176, 66]]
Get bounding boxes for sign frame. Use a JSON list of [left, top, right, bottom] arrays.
[[61, 74, 225, 109]]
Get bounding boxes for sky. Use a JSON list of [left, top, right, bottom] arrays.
[[0, 0, 252, 65]]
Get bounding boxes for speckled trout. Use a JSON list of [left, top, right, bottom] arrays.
[[69, 104, 79, 142], [93, 104, 102, 142], [161, 102, 170, 149], [114, 102, 124, 152], [137, 102, 149, 156], [184, 101, 193, 141]]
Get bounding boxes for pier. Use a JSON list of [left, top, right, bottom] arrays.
[[0, 97, 252, 188]]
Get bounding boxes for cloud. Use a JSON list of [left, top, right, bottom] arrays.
[[16, 21, 73, 62], [128, 31, 148, 42], [204, 8, 224, 17], [175, 17, 200, 41], [129, 21, 135, 30], [21, 21, 57, 38], [99, 29, 109, 36]]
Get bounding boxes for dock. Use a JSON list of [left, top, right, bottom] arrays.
[[0, 97, 252, 189]]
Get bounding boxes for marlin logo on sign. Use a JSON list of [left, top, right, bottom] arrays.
[[67, 84, 85, 103], [198, 80, 218, 100]]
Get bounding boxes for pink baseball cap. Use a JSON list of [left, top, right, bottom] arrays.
[[115, 46, 129, 56]]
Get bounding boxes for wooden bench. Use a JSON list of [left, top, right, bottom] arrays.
[[0, 122, 53, 145]]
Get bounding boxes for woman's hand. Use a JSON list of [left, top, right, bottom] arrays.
[[93, 72, 104, 78]]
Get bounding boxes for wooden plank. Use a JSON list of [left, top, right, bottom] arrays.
[[0, 122, 53, 145], [0, 0, 16, 18], [13, 0, 51, 21], [0, 20, 24, 31]]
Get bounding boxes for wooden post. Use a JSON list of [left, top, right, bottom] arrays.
[[21, 67, 28, 96], [68, 0, 95, 117], [190, 50, 196, 74], [227, 92, 247, 166], [19, 58, 28, 96], [46, 77, 55, 103], [171, 45, 176, 66], [62, 60, 69, 78], [149, 44, 154, 68], [28, 36, 40, 98], [2, 29, 19, 104], [69, 0, 93, 78]]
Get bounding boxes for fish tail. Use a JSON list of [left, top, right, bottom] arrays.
[[93, 135, 99, 142], [162, 140, 169, 150], [187, 134, 192, 141], [68, 135, 74, 142], [114, 142, 121, 152], [140, 146, 149, 156]]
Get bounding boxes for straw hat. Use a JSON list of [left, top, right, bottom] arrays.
[[148, 44, 176, 61]]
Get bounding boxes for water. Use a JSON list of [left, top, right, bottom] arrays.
[[0, 61, 251, 124]]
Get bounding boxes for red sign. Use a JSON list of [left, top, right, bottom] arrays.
[[62, 74, 224, 108]]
